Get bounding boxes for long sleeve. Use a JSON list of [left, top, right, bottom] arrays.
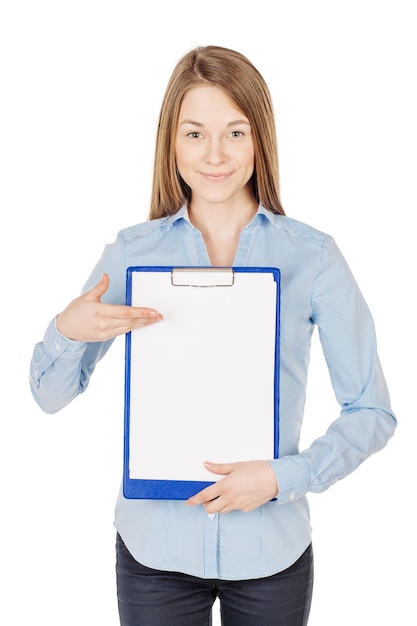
[[29, 229, 128, 414], [271, 235, 396, 504], [29, 317, 114, 414]]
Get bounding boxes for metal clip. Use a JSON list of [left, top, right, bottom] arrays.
[[171, 268, 235, 287]]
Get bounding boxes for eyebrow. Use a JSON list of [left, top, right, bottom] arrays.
[[179, 119, 251, 127]]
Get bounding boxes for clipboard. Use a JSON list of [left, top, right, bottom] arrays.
[[123, 266, 281, 499]]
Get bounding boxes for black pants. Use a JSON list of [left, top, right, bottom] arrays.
[[116, 533, 313, 626]]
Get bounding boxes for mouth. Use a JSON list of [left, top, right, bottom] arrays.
[[200, 172, 232, 182]]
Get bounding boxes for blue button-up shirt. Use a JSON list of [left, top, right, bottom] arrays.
[[29, 205, 396, 580]]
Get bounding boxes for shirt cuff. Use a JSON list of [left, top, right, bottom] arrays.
[[43, 316, 87, 358], [268, 454, 311, 504]]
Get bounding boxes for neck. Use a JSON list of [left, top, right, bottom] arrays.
[[187, 195, 258, 267], [188, 196, 258, 238]]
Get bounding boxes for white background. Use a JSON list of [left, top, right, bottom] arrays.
[[1, 1, 415, 624]]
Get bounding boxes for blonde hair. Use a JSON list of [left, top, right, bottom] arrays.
[[149, 45, 285, 219]]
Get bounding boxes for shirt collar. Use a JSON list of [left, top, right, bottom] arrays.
[[164, 204, 276, 227], [256, 204, 277, 225], [163, 205, 189, 226]]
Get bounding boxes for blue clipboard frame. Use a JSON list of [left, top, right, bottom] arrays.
[[123, 266, 280, 500]]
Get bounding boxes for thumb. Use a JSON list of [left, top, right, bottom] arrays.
[[204, 461, 237, 476], [86, 273, 110, 302]]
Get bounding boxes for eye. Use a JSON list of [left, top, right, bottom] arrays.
[[229, 130, 244, 138], [187, 131, 202, 139]]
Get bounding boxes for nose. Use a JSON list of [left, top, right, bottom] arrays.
[[205, 138, 226, 165]]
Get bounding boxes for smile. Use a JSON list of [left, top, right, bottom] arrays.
[[200, 172, 232, 182]]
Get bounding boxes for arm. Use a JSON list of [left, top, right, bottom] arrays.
[[188, 237, 396, 512], [272, 236, 396, 504], [30, 272, 162, 414]]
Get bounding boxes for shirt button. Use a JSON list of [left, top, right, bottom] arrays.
[[288, 491, 296, 501], [208, 513, 216, 520]]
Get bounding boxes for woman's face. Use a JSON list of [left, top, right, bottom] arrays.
[[175, 85, 255, 209]]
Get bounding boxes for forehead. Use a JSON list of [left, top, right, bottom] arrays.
[[178, 85, 246, 121]]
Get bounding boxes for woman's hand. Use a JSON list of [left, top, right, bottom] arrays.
[[186, 460, 279, 514], [56, 273, 163, 342]]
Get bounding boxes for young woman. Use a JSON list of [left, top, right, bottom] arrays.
[[30, 45, 396, 625]]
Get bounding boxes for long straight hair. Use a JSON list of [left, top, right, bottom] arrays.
[[149, 46, 285, 219]]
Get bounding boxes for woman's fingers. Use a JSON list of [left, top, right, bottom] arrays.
[[56, 273, 163, 342]]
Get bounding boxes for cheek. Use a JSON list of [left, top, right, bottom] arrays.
[[174, 148, 192, 185], [243, 149, 255, 173], [236, 143, 255, 168], [175, 154, 187, 179], [175, 143, 192, 170], [174, 142, 182, 166]]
